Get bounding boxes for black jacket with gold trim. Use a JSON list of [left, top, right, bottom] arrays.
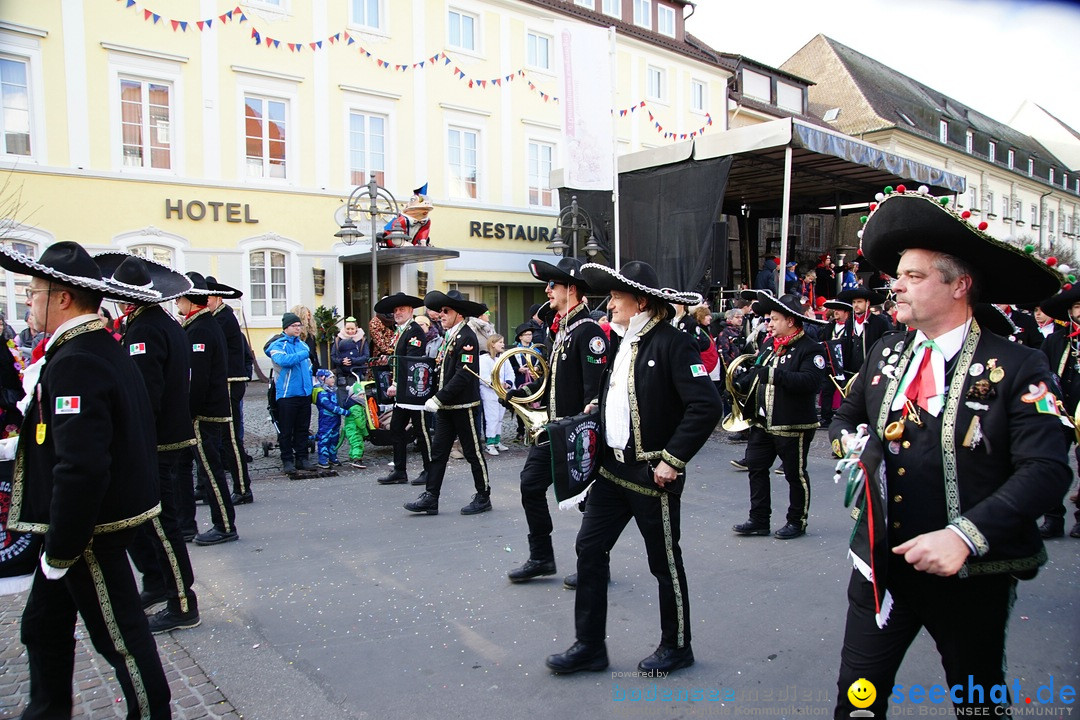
[[831, 323, 1071, 577], [519, 302, 609, 420], [847, 312, 890, 371], [124, 304, 195, 451], [598, 317, 722, 473], [212, 303, 249, 381], [431, 322, 481, 410], [1040, 322, 1080, 414], [8, 320, 159, 567], [747, 331, 827, 432], [183, 308, 231, 420], [391, 320, 427, 383]]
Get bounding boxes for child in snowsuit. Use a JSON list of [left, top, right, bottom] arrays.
[[313, 369, 349, 469], [340, 377, 371, 469]]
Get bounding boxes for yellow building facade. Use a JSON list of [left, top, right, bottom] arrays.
[[0, 0, 744, 358]]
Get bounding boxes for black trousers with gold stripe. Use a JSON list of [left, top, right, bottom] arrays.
[[745, 426, 814, 529], [21, 530, 171, 719], [182, 420, 235, 534], [575, 466, 690, 650], [225, 381, 252, 495], [423, 407, 489, 499], [390, 407, 432, 474], [129, 449, 197, 614]]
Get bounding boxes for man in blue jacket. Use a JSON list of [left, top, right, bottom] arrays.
[[266, 312, 314, 473]]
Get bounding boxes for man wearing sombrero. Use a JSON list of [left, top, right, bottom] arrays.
[[404, 290, 491, 515], [830, 187, 1072, 717], [1035, 285, 1080, 539], [204, 276, 254, 505], [836, 286, 890, 373], [506, 258, 608, 584], [545, 261, 721, 676], [95, 253, 202, 635], [374, 292, 432, 486], [820, 297, 855, 428], [731, 291, 828, 540], [176, 272, 239, 547], [2, 241, 171, 718]]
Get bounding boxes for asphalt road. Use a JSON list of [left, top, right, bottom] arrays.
[[173, 420, 1080, 720]]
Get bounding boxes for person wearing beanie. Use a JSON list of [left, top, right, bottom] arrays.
[[265, 311, 314, 473]]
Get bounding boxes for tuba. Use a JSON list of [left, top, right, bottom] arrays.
[[721, 353, 758, 432], [468, 346, 552, 445]]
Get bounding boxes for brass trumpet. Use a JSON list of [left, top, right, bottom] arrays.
[[466, 346, 551, 445], [721, 353, 757, 433]]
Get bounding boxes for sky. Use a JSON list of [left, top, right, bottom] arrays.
[[687, 0, 1080, 131]]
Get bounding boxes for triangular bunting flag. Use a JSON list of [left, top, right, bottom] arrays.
[[419, 61, 424, 68], [309, 42, 317, 51], [238, 13, 247, 22], [171, 19, 180, 31], [252, 30, 261, 44], [144, 9, 152, 20], [272, 39, 280, 48], [126, 0, 135, 6], [152, 13, 161, 23], [197, 20, 205, 30]]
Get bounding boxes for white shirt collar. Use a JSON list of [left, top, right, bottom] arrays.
[[911, 318, 971, 362]]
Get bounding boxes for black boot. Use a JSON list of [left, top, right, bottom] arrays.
[[508, 558, 556, 583], [411, 470, 428, 486], [545, 641, 609, 674], [733, 520, 770, 536], [377, 470, 408, 485], [1039, 516, 1065, 538], [637, 644, 695, 674], [404, 491, 439, 515], [460, 493, 492, 515]]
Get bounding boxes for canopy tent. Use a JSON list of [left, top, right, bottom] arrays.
[[554, 117, 967, 293]]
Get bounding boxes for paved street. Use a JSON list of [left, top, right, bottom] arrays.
[[2, 384, 1078, 718]]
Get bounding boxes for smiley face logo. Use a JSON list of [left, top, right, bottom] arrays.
[[848, 678, 876, 709]]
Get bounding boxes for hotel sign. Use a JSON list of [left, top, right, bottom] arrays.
[[165, 199, 259, 223]]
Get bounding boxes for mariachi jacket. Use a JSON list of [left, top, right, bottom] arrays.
[[124, 304, 196, 452], [183, 307, 231, 421], [746, 331, 827, 432], [846, 312, 890, 372], [519, 302, 609, 420], [391, 319, 428, 392], [598, 316, 722, 476], [1040, 322, 1080, 414], [431, 321, 481, 410], [831, 323, 1071, 577], [8, 319, 159, 567], [212, 302, 250, 382]]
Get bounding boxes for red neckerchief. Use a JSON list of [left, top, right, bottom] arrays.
[[854, 312, 867, 324], [184, 305, 206, 321], [549, 314, 561, 335], [31, 337, 47, 363], [1002, 306, 1013, 316], [1069, 321, 1080, 339], [771, 331, 798, 356]]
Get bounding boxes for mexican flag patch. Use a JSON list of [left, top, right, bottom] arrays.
[[129, 342, 146, 355], [192, 343, 206, 352], [461, 354, 474, 363], [690, 364, 707, 377], [55, 396, 81, 415]]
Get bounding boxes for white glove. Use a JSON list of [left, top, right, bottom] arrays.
[[0, 436, 18, 462], [424, 398, 439, 413], [40, 554, 68, 580]]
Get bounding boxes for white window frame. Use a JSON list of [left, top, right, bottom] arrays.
[[1008, 149, 1015, 169], [657, 4, 676, 37], [444, 109, 485, 202], [742, 69, 770, 102], [988, 141, 996, 163], [965, 130, 973, 153], [690, 79, 706, 114], [602, 0, 621, 19], [1028, 157, 1034, 177], [0, 30, 46, 163], [985, 190, 995, 216], [526, 31, 552, 72], [239, 234, 302, 323], [342, 90, 396, 190], [939, 120, 948, 144], [107, 50, 184, 175], [574, 0, 594, 7], [114, 227, 189, 271], [634, 0, 651, 29], [776, 82, 803, 114], [646, 65, 666, 103], [1049, 168, 1055, 185], [235, 73, 300, 185], [348, 0, 386, 34], [346, 108, 389, 189], [117, 76, 175, 172], [448, 8, 479, 55], [968, 187, 978, 212], [527, 138, 557, 209], [0, 222, 50, 326], [1031, 204, 1039, 227]]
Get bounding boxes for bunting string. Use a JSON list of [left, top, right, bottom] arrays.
[[114, 0, 714, 140]]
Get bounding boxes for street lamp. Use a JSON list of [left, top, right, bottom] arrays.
[[335, 172, 409, 313], [547, 195, 608, 262]]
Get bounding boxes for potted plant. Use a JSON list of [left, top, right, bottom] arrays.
[[313, 305, 341, 370]]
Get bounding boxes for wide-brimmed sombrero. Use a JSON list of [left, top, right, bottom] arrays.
[[836, 287, 887, 305], [182, 271, 217, 302], [973, 303, 1020, 338], [823, 299, 854, 313], [529, 257, 592, 292], [205, 275, 242, 299], [0, 241, 160, 304], [424, 289, 487, 318], [94, 253, 194, 304], [373, 292, 424, 314], [1038, 285, 1080, 323], [859, 186, 1063, 304], [749, 290, 829, 326], [579, 261, 701, 307]]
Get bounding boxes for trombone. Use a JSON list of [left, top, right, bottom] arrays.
[[465, 346, 552, 445]]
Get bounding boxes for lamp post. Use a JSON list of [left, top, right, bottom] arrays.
[[335, 172, 408, 314], [547, 195, 608, 263]]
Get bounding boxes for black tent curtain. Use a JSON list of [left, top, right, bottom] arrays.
[[562, 155, 733, 295]]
